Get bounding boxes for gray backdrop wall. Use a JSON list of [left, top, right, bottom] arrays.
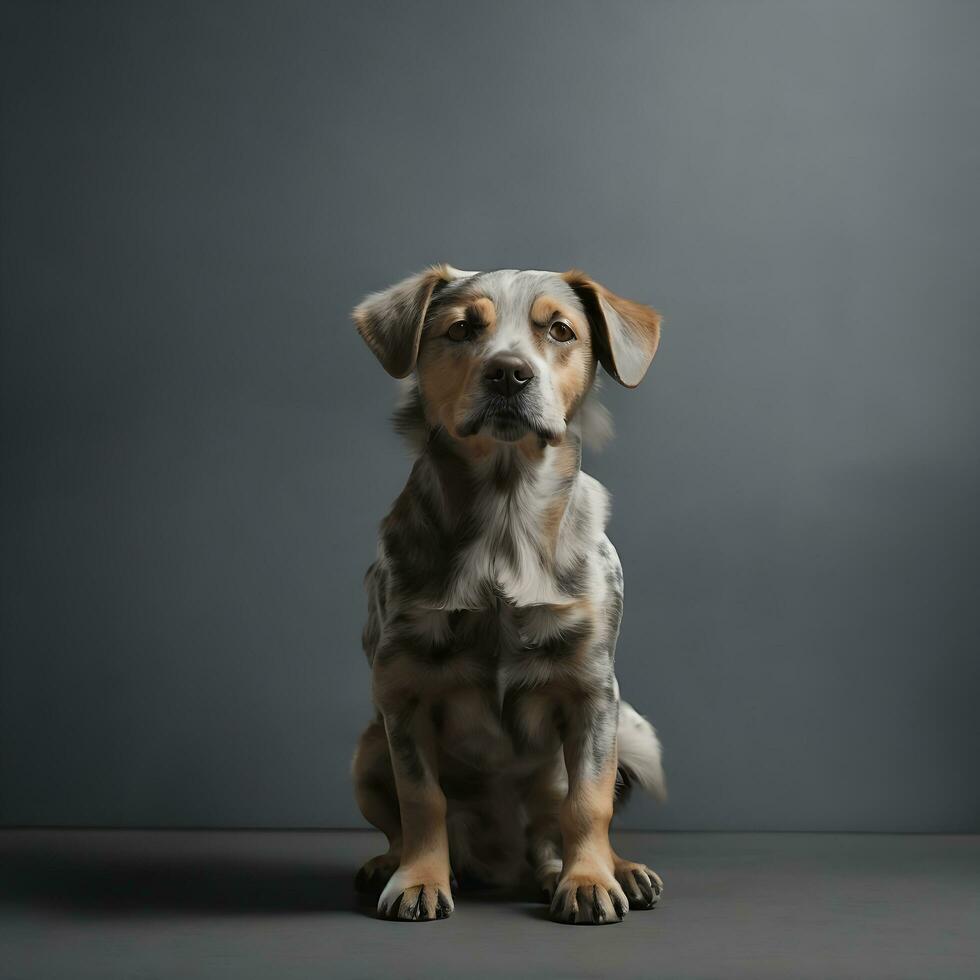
[[2, 0, 978, 832]]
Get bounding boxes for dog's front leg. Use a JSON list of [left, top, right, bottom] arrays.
[[550, 688, 630, 925], [374, 679, 454, 921]]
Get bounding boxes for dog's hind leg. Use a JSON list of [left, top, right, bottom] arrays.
[[352, 718, 402, 895], [524, 757, 566, 901], [609, 700, 665, 908]]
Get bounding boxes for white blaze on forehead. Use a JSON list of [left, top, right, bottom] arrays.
[[486, 318, 539, 361], [475, 269, 584, 360]]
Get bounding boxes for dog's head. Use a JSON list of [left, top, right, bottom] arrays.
[[353, 266, 661, 446]]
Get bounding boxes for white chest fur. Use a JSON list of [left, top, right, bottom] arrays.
[[432, 464, 610, 611]]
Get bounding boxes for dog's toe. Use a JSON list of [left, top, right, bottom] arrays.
[[614, 860, 663, 910], [537, 869, 561, 903], [550, 873, 627, 925], [377, 875, 454, 922]]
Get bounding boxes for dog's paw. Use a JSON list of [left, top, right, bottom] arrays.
[[613, 859, 663, 910], [549, 871, 629, 925], [377, 870, 454, 922], [538, 869, 561, 903], [354, 853, 400, 895]]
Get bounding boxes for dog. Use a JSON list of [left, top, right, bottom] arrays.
[[351, 265, 666, 924]]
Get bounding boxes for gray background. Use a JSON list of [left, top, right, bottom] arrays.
[[1, 0, 978, 832]]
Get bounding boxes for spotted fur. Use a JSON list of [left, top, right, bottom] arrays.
[[351, 266, 665, 924]]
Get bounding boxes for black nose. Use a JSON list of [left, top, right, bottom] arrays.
[[483, 354, 535, 398]]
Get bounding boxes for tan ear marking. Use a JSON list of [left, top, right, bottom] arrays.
[[561, 270, 662, 388]]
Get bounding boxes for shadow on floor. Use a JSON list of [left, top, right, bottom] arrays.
[[0, 839, 546, 920], [0, 849, 359, 916]]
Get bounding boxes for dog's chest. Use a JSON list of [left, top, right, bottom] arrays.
[[408, 598, 596, 769], [414, 600, 581, 670], [438, 474, 607, 611], [374, 464, 617, 763], [441, 502, 566, 610]]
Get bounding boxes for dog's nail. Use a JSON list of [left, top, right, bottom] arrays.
[[436, 890, 452, 917], [639, 875, 654, 903], [592, 885, 604, 921], [390, 893, 404, 919], [411, 886, 427, 920]]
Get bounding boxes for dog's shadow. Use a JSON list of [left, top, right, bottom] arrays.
[[0, 842, 356, 917], [0, 836, 550, 920]]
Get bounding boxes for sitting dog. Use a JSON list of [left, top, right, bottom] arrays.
[[351, 265, 666, 924]]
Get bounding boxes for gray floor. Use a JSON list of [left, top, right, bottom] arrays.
[[0, 830, 977, 979]]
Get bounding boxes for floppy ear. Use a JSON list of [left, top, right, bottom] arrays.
[[353, 264, 462, 378], [562, 270, 662, 388]]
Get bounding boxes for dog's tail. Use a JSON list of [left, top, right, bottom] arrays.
[[615, 701, 667, 805]]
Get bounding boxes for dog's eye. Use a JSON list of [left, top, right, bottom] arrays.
[[447, 320, 471, 342], [548, 320, 575, 343]]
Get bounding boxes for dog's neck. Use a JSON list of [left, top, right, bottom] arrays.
[[394, 381, 584, 514], [430, 426, 581, 510], [385, 382, 610, 609]]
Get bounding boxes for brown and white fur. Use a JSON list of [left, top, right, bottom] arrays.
[[351, 265, 666, 925]]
